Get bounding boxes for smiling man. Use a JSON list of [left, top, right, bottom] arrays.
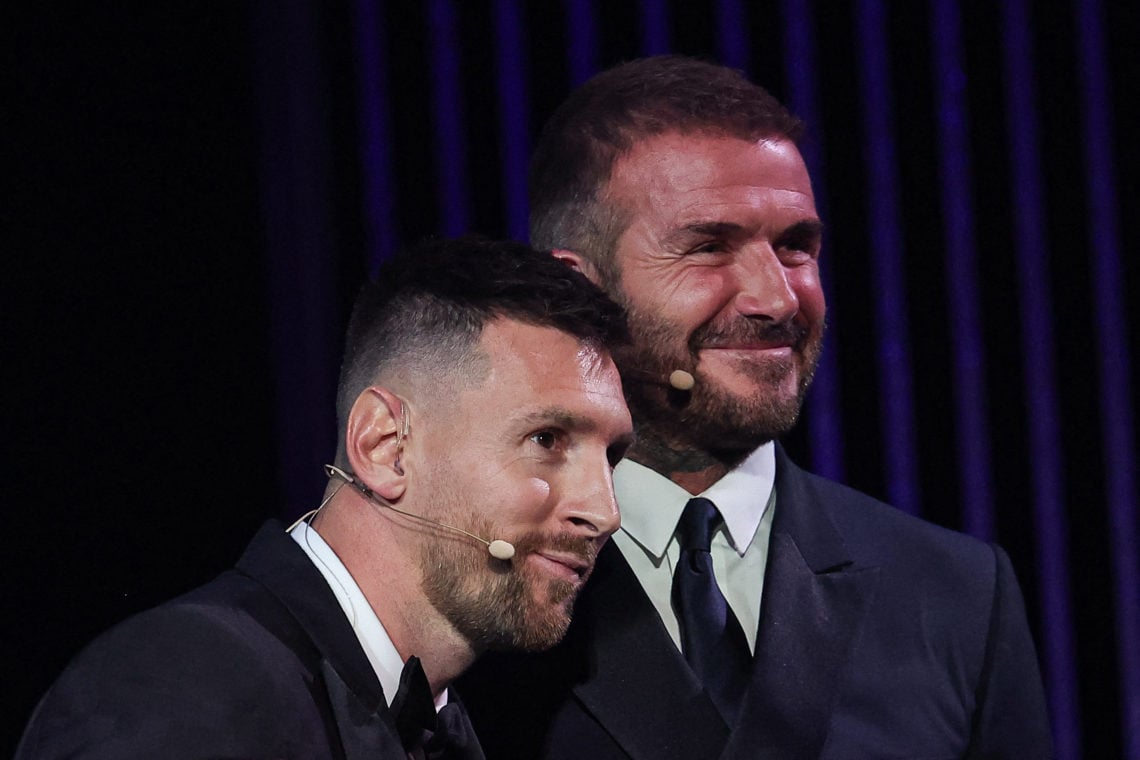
[[598, 132, 825, 476], [17, 238, 633, 759], [460, 56, 1052, 759]]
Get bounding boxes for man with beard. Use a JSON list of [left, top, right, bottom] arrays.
[[459, 56, 1052, 758], [16, 238, 634, 760]]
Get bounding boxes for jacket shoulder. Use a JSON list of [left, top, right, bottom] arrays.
[[17, 569, 331, 758], [783, 458, 998, 574]]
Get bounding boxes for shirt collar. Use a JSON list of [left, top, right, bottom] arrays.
[[290, 520, 447, 710], [613, 441, 776, 558]]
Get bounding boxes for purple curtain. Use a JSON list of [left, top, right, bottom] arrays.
[[258, 1, 1140, 755]]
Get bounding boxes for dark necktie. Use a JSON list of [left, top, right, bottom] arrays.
[[671, 497, 752, 724], [390, 656, 485, 759]]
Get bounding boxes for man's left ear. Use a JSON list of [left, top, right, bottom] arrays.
[[343, 386, 408, 502], [551, 248, 603, 285]]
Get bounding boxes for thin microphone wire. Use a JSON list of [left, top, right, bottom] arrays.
[[286, 479, 358, 626], [323, 464, 514, 559]]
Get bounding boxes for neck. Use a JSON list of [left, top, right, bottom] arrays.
[[369, 592, 477, 699], [627, 427, 750, 495], [313, 496, 477, 699]]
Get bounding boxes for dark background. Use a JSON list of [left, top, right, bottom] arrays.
[[5, 2, 1138, 757]]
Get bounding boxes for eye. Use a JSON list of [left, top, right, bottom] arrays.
[[778, 245, 816, 265], [690, 240, 728, 255], [606, 441, 630, 469], [529, 430, 558, 449], [774, 223, 823, 263]]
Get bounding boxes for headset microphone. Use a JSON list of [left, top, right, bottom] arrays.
[[628, 368, 697, 391], [668, 369, 696, 390], [322, 464, 516, 560]]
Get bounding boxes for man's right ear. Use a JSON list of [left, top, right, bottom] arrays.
[[343, 386, 407, 503], [551, 249, 603, 285]]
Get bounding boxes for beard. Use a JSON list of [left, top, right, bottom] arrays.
[[615, 304, 824, 454], [419, 523, 597, 652]]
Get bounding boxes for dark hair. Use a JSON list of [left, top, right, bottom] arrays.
[[529, 55, 804, 277], [335, 236, 628, 449]]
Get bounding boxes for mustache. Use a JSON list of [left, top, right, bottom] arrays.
[[509, 531, 599, 568], [689, 319, 809, 351]]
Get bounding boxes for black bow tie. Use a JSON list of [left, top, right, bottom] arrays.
[[390, 656, 484, 760]]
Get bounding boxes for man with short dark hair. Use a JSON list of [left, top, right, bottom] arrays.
[[461, 56, 1052, 758], [17, 238, 634, 759]]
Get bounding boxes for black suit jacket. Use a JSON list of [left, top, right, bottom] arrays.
[[17, 521, 481, 759], [460, 447, 1052, 759]]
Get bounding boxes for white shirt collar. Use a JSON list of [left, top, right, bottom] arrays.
[[290, 520, 447, 710], [614, 441, 776, 557]]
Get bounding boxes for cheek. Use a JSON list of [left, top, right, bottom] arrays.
[[624, 269, 732, 335], [498, 476, 553, 525], [789, 269, 826, 323], [529, 476, 552, 501]]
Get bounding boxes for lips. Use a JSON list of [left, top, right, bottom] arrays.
[[688, 321, 807, 357], [529, 550, 592, 585], [702, 341, 795, 352]]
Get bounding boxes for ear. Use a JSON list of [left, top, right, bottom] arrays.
[[551, 248, 604, 286], [344, 386, 407, 502]]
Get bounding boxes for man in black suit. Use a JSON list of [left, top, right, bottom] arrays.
[[460, 56, 1053, 758], [16, 238, 634, 759]]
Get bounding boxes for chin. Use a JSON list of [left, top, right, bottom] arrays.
[[688, 388, 804, 449], [491, 613, 571, 653]]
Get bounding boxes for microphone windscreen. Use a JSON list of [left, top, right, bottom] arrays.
[[669, 369, 696, 391], [488, 540, 516, 560]]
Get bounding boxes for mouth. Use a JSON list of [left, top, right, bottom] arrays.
[[697, 344, 798, 364], [692, 321, 807, 356], [528, 551, 591, 585], [701, 343, 796, 360]]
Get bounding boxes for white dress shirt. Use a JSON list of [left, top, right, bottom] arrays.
[[610, 441, 777, 653], [290, 520, 448, 710]]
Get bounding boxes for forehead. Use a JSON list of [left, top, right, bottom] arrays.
[[605, 132, 816, 226], [473, 319, 622, 405]]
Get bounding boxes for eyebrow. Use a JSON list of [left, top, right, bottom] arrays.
[[659, 221, 743, 247], [774, 219, 825, 244], [517, 407, 635, 447], [664, 218, 825, 246], [517, 407, 580, 427], [681, 221, 745, 237]]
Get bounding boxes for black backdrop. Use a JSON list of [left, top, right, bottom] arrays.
[[6, 2, 1138, 757]]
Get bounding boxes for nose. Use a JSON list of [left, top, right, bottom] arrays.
[[733, 243, 799, 323], [560, 460, 621, 540]]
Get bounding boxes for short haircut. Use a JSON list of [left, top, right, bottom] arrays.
[[529, 55, 804, 279], [335, 237, 629, 459]]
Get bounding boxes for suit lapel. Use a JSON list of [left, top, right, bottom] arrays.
[[723, 449, 881, 759], [571, 542, 730, 759], [321, 660, 407, 758], [236, 521, 403, 758]]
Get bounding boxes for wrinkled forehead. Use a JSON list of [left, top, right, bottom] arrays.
[[614, 131, 807, 182], [604, 134, 815, 225]]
